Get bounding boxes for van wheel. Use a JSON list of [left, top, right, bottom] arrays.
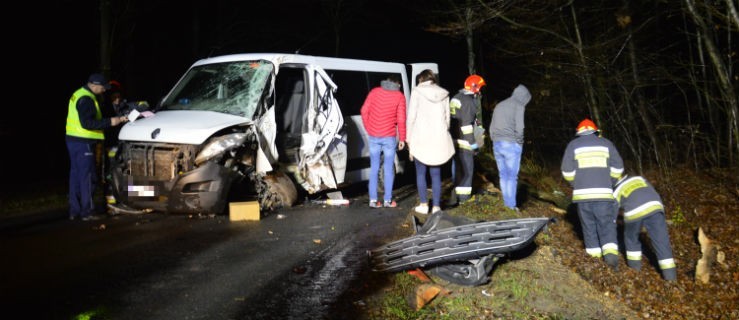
[[260, 171, 298, 210]]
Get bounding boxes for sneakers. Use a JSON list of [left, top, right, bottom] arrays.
[[81, 215, 102, 221], [414, 204, 429, 214], [431, 206, 441, 213], [370, 200, 397, 208]]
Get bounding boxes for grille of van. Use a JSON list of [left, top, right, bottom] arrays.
[[124, 143, 197, 180]]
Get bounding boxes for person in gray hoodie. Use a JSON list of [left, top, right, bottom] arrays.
[[489, 84, 531, 210], [406, 69, 455, 214]]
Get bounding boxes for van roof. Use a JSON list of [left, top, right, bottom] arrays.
[[193, 53, 408, 73]]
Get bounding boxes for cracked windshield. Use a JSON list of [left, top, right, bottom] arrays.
[[161, 60, 273, 119]]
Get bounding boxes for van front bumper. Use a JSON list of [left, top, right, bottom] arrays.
[[111, 162, 240, 215]]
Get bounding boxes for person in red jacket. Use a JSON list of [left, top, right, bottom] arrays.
[[360, 75, 407, 208]]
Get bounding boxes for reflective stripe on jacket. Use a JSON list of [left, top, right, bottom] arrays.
[[613, 176, 664, 222], [561, 133, 624, 202]]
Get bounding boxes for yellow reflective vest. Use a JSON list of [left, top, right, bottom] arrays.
[[66, 87, 104, 140]]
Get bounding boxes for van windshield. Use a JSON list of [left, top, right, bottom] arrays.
[[160, 60, 274, 119]]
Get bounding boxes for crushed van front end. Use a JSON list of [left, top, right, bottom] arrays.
[[109, 141, 246, 215]]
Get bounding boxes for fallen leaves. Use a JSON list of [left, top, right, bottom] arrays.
[[409, 284, 450, 311], [406, 268, 431, 283]]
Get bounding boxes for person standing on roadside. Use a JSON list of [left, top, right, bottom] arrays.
[[407, 69, 455, 214], [449, 75, 486, 205], [360, 74, 407, 208], [561, 118, 624, 270], [489, 84, 531, 210], [613, 174, 677, 281], [66, 73, 128, 221]]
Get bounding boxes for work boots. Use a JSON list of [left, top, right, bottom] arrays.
[[627, 259, 642, 271], [603, 254, 619, 271], [662, 268, 677, 281]]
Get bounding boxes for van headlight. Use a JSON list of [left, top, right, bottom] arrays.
[[194, 133, 248, 165]]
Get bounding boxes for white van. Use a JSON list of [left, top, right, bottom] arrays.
[[108, 53, 438, 215]]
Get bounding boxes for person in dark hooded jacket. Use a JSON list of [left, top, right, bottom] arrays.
[[489, 84, 531, 210]]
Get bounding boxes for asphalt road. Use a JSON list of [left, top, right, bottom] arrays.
[[0, 183, 419, 319]]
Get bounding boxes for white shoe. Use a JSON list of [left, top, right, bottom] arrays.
[[431, 206, 441, 213], [414, 204, 429, 214]]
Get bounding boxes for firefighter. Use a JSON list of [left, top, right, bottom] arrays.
[[613, 174, 677, 281], [449, 75, 486, 204], [561, 118, 624, 270]]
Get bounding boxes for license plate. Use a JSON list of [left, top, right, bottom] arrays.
[[128, 185, 156, 197]]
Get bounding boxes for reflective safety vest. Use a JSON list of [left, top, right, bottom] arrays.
[[66, 87, 104, 140]]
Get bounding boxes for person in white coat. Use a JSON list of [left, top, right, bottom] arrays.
[[406, 69, 456, 214]]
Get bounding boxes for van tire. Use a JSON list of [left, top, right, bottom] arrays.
[[261, 171, 298, 210]]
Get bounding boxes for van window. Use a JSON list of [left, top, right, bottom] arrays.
[[160, 60, 274, 119], [328, 70, 403, 116], [274, 67, 307, 164]]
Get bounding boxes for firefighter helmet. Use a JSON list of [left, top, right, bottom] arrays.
[[464, 75, 486, 94], [576, 118, 598, 135]]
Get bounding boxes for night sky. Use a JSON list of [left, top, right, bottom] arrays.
[[4, 0, 468, 186]]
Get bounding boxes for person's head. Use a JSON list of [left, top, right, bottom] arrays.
[[87, 73, 111, 95], [464, 74, 486, 94], [387, 74, 401, 85], [417, 69, 437, 84], [109, 91, 123, 104], [576, 118, 598, 136]]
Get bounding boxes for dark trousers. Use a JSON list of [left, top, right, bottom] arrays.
[[66, 139, 98, 218], [577, 200, 619, 257], [453, 149, 474, 202], [624, 211, 675, 270]]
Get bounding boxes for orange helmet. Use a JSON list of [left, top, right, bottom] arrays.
[[464, 75, 486, 94], [576, 118, 598, 135]]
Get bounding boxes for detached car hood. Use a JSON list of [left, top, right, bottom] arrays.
[[118, 110, 251, 144]]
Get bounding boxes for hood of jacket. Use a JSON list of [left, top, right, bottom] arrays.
[[414, 81, 449, 103], [512, 84, 532, 106], [380, 79, 401, 91]]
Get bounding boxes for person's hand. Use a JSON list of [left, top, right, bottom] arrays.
[[111, 116, 128, 126], [398, 141, 406, 150]]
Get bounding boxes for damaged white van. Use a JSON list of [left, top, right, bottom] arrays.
[[108, 53, 437, 215]]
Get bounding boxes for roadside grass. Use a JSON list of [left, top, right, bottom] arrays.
[[0, 181, 68, 218], [370, 191, 561, 319], [366, 153, 580, 319]]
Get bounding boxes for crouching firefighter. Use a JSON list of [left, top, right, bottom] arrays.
[[613, 174, 677, 281]]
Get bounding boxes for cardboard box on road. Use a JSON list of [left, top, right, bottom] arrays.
[[229, 201, 260, 221]]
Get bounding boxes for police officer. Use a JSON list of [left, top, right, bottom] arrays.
[[614, 174, 677, 280], [561, 118, 624, 270], [450, 75, 486, 204], [65, 73, 128, 221]]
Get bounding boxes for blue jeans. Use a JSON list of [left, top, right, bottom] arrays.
[[368, 136, 397, 202], [415, 161, 442, 207], [493, 140, 522, 208]]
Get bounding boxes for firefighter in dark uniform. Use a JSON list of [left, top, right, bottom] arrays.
[[450, 75, 486, 204], [561, 119, 624, 270], [614, 174, 677, 280]]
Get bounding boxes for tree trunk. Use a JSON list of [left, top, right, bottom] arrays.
[[684, 0, 739, 166], [99, 0, 112, 76]]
